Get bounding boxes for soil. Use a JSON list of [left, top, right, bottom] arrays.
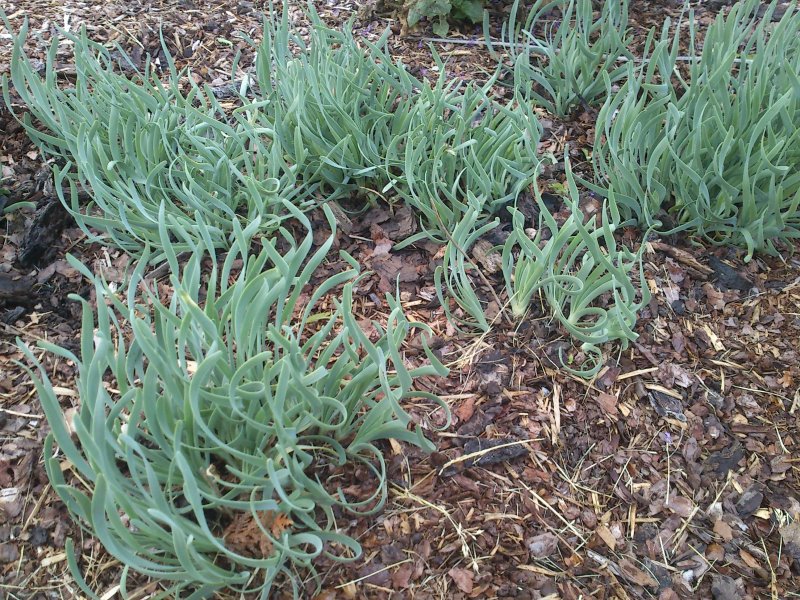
[[1, 1, 799, 599]]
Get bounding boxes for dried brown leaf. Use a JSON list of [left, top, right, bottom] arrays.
[[391, 563, 414, 589], [595, 524, 616, 550], [594, 392, 619, 417], [738, 549, 761, 570], [448, 567, 474, 593], [618, 558, 658, 588], [665, 495, 694, 518], [454, 396, 476, 423], [527, 532, 559, 558]]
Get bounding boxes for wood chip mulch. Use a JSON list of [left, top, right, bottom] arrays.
[[1, 1, 799, 599]]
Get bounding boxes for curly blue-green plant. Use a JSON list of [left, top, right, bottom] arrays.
[[592, 0, 800, 260], [2, 15, 311, 261], [502, 155, 651, 376], [19, 207, 449, 599]]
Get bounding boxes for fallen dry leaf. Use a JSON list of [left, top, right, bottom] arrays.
[[706, 543, 725, 562], [779, 521, 800, 560], [618, 558, 659, 588], [713, 519, 734, 542], [594, 392, 619, 418], [527, 532, 559, 558], [448, 567, 474, 594], [369, 224, 393, 257], [659, 588, 680, 600], [739, 549, 761, 570], [703, 282, 726, 310], [454, 396, 476, 423], [595, 524, 617, 550], [472, 239, 503, 274], [0, 543, 19, 564], [710, 575, 740, 600], [391, 562, 414, 589], [665, 495, 694, 518]]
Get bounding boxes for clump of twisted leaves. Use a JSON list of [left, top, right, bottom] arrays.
[[20, 208, 448, 598], [390, 74, 544, 246], [502, 156, 651, 376], [4, 4, 543, 256], [436, 155, 650, 376], [10, 0, 800, 594], [254, 5, 419, 202], [257, 5, 544, 246], [493, 0, 633, 117], [2, 17, 311, 262], [593, 0, 800, 260]]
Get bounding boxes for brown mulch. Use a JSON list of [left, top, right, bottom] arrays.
[[1, 1, 799, 599]]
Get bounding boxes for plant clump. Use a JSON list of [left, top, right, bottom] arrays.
[[3, 18, 309, 261], [592, 0, 800, 259], [20, 207, 448, 598], [493, 0, 633, 117], [502, 155, 651, 376], [7, 0, 800, 594]]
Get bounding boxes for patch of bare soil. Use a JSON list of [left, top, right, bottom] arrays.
[[1, 1, 798, 599]]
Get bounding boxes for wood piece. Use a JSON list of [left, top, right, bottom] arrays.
[[0, 273, 35, 305], [18, 197, 73, 268], [648, 241, 713, 275]]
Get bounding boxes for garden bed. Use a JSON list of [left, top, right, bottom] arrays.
[[1, 0, 799, 598]]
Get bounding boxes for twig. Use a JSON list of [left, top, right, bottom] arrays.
[[335, 559, 413, 589]]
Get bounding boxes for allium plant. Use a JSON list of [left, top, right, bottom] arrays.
[[433, 194, 501, 333], [388, 73, 544, 246], [255, 5, 544, 246], [593, 0, 800, 259], [502, 156, 651, 376], [494, 0, 633, 117], [3, 17, 307, 261], [19, 207, 448, 598], [253, 4, 421, 204]]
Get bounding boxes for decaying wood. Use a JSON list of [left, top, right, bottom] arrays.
[[17, 197, 73, 268], [0, 272, 35, 305]]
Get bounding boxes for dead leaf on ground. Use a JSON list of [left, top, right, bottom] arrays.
[[665, 495, 694, 518], [527, 532, 558, 558], [594, 392, 619, 418], [779, 521, 800, 560], [618, 558, 659, 588], [472, 239, 503, 274], [711, 575, 741, 600], [0, 543, 19, 563], [738, 549, 762, 570], [391, 562, 414, 589], [595, 524, 617, 550], [372, 254, 422, 292], [448, 567, 474, 593], [703, 282, 727, 310], [369, 224, 393, 257], [713, 519, 734, 542], [454, 396, 476, 423], [706, 543, 725, 562]]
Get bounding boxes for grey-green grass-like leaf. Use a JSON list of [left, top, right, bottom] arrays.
[[496, 0, 634, 117], [2, 16, 310, 262], [389, 71, 544, 246], [434, 194, 500, 334], [254, 4, 420, 204]]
